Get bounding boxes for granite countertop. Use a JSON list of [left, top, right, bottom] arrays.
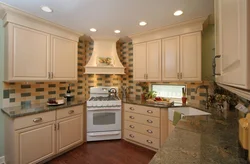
[[123, 99, 248, 164], [1, 99, 86, 118]]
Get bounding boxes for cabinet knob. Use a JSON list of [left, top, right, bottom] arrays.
[[212, 55, 221, 76], [147, 129, 153, 134], [129, 134, 134, 138], [147, 119, 153, 123], [129, 116, 135, 119], [129, 125, 135, 129], [68, 110, 74, 114], [146, 140, 153, 144], [33, 117, 42, 123], [147, 110, 153, 114], [129, 107, 134, 110]]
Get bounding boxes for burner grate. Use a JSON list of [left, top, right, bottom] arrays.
[[89, 96, 120, 101]]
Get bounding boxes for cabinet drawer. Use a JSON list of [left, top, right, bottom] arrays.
[[124, 112, 160, 128], [124, 121, 160, 139], [14, 111, 56, 130], [124, 130, 159, 149], [124, 103, 160, 117], [56, 105, 83, 120]]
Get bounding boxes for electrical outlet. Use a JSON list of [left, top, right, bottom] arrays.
[[0, 156, 5, 164], [235, 103, 248, 114]]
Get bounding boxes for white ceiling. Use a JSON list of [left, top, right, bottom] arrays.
[[0, 0, 214, 39]]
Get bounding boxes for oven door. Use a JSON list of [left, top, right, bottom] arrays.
[[87, 108, 121, 132]]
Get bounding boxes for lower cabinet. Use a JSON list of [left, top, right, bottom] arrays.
[[5, 105, 84, 164], [123, 103, 168, 151], [57, 115, 83, 153], [15, 122, 56, 164]]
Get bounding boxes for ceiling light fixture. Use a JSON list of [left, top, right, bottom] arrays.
[[90, 28, 97, 32], [41, 6, 53, 13], [139, 21, 147, 26], [114, 30, 121, 34], [174, 10, 183, 16]]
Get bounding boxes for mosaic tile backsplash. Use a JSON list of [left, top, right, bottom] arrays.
[[2, 39, 213, 108]]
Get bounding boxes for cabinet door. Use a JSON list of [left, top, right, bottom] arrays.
[[162, 36, 179, 81], [217, 0, 249, 89], [214, 0, 222, 83], [147, 40, 161, 81], [57, 115, 83, 153], [7, 24, 50, 81], [51, 36, 78, 81], [133, 43, 147, 81], [180, 32, 201, 81], [16, 122, 56, 164]]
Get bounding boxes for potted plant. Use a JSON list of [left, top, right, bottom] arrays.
[[137, 82, 149, 101], [145, 91, 157, 100]]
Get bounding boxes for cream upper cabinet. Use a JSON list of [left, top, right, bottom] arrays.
[[5, 23, 50, 81], [3, 10, 81, 82], [162, 36, 180, 81], [180, 32, 201, 81], [133, 43, 147, 81], [15, 122, 56, 164], [215, 0, 250, 89], [57, 115, 83, 153], [162, 32, 201, 82], [133, 40, 161, 81], [147, 40, 161, 81], [51, 36, 78, 81]]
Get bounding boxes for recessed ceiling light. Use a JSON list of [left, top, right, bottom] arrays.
[[90, 28, 97, 32], [114, 30, 121, 34], [41, 6, 53, 13], [174, 10, 183, 16], [139, 21, 147, 26]]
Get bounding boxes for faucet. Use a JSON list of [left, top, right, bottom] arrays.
[[195, 85, 209, 109]]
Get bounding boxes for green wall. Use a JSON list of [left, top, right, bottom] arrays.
[[202, 24, 215, 81], [0, 20, 4, 157]]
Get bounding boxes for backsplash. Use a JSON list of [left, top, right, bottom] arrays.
[[2, 38, 214, 108]]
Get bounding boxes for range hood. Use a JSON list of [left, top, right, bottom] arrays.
[[84, 38, 125, 74]]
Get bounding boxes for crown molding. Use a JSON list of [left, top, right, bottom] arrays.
[[0, 2, 83, 40]]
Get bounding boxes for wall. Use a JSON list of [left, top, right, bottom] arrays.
[[202, 24, 215, 81], [0, 20, 5, 157]]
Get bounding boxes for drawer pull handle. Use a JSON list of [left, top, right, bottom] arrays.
[[33, 117, 42, 123], [147, 119, 153, 123], [129, 125, 135, 129], [147, 129, 153, 134], [129, 107, 134, 110], [129, 116, 134, 119], [68, 110, 74, 114], [147, 110, 153, 114], [147, 140, 153, 144], [129, 134, 134, 138]]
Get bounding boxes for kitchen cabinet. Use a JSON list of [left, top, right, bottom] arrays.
[[57, 110, 83, 153], [3, 11, 80, 81], [180, 32, 201, 81], [51, 36, 78, 81], [162, 32, 201, 81], [215, 0, 250, 89], [15, 122, 56, 164], [5, 23, 50, 81], [162, 36, 180, 81], [123, 103, 168, 151], [4, 105, 84, 164], [133, 40, 161, 81]]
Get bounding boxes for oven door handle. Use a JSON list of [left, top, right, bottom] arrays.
[[87, 108, 121, 111], [88, 131, 121, 137]]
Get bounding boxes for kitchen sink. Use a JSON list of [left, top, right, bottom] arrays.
[[168, 107, 211, 122]]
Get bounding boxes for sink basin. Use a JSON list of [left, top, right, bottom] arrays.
[[168, 107, 211, 122]]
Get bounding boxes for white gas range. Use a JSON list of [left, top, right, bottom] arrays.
[[87, 87, 122, 141]]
